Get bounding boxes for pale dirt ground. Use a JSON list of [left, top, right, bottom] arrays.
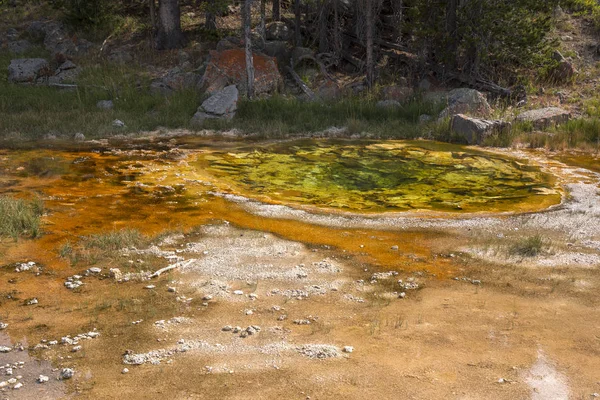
[[0, 146, 599, 400]]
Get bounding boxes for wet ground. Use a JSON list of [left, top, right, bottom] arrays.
[[0, 138, 599, 399]]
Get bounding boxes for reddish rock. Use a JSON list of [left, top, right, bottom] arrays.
[[200, 49, 283, 96]]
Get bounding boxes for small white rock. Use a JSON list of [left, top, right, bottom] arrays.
[[343, 346, 354, 353], [13, 382, 23, 389], [233, 290, 244, 295], [37, 375, 49, 383], [122, 368, 129, 374]]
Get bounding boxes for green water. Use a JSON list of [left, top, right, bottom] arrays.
[[199, 140, 559, 213]]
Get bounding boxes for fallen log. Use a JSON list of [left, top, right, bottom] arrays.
[[285, 66, 316, 99]]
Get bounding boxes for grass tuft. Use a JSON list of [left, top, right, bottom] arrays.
[[509, 234, 548, 257], [82, 229, 147, 251], [0, 196, 44, 240]]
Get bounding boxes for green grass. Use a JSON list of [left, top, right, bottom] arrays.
[[204, 95, 444, 139], [82, 229, 147, 251], [63, 228, 148, 265], [0, 50, 201, 140], [562, 0, 600, 29], [0, 196, 44, 240], [490, 116, 600, 151], [583, 97, 600, 118], [510, 234, 548, 257]]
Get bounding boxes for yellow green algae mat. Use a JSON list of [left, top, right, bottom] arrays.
[[197, 140, 560, 213]]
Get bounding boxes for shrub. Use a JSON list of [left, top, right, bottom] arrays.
[[53, 0, 116, 28]]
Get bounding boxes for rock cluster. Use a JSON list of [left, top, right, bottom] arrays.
[[296, 344, 340, 359], [27, 20, 93, 56], [14, 261, 37, 272], [8, 58, 81, 85]]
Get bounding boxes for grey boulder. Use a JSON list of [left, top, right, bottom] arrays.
[[191, 85, 239, 126], [48, 60, 81, 84], [439, 88, 492, 119], [451, 114, 511, 145], [516, 107, 571, 130], [8, 40, 32, 54], [8, 58, 49, 83]]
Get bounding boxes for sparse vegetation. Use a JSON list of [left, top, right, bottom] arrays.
[[0, 196, 44, 240], [61, 228, 153, 267], [82, 229, 147, 251], [510, 234, 548, 257]]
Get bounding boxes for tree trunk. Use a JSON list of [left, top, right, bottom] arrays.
[[365, 0, 374, 89], [260, 0, 266, 39], [333, 0, 341, 60], [150, 0, 157, 33], [273, 0, 280, 21], [446, 0, 458, 70], [243, 0, 255, 98], [318, 0, 328, 54], [294, 0, 302, 47], [391, 0, 402, 43], [205, 0, 217, 31], [156, 0, 186, 50]]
